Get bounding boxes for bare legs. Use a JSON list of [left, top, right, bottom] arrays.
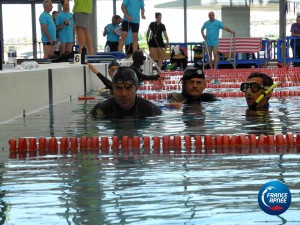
[[75, 26, 95, 55], [59, 43, 73, 55], [118, 31, 138, 53], [150, 47, 164, 68], [118, 31, 127, 52], [43, 45, 54, 59]]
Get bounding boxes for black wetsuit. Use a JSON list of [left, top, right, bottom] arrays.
[[96, 72, 113, 92], [130, 65, 159, 83], [90, 96, 162, 119], [167, 92, 218, 103]]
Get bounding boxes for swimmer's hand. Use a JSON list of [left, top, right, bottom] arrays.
[[87, 63, 99, 74], [164, 102, 182, 109]]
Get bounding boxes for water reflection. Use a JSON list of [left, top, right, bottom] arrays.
[[242, 108, 275, 135]]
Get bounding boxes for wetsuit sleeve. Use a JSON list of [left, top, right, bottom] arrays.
[[200, 93, 219, 102], [96, 72, 113, 91], [131, 66, 159, 82], [89, 98, 115, 119]]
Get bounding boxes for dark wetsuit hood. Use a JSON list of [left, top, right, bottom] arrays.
[[132, 50, 146, 67]]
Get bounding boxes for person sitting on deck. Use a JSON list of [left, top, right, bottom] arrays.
[[89, 66, 162, 119], [167, 67, 218, 107], [130, 50, 160, 83], [240, 72, 274, 111]]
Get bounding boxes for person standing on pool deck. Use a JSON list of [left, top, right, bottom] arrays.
[[89, 67, 162, 119], [118, 0, 146, 53], [240, 72, 274, 110], [73, 0, 95, 55], [146, 12, 170, 69], [290, 16, 300, 67], [39, 0, 56, 58], [201, 11, 235, 70]]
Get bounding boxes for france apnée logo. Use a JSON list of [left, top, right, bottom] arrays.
[[258, 180, 291, 215]]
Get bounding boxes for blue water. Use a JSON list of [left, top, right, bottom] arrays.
[[0, 91, 300, 224]]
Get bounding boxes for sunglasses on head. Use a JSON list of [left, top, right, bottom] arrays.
[[240, 82, 269, 93]]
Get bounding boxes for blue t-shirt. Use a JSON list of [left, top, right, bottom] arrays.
[[201, 19, 224, 46], [122, 0, 145, 24], [106, 24, 121, 42], [39, 11, 56, 43], [56, 12, 74, 43], [125, 29, 133, 45]]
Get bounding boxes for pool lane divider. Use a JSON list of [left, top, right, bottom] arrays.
[[8, 134, 300, 158], [137, 90, 300, 101]]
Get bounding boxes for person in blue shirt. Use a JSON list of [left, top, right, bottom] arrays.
[[118, 0, 146, 53], [56, 0, 74, 55], [103, 15, 122, 52], [201, 11, 235, 70], [39, 0, 56, 58]]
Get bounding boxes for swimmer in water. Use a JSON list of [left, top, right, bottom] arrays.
[[89, 66, 162, 119]]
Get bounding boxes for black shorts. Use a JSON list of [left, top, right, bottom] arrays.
[[106, 41, 119, 52], [125, 43, 140, 55], [148, 38, 165, 48], [43, 42, 56, 46], [122, 20, 139, 33]]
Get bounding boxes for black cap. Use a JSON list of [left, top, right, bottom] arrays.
[[112, 66, 139, 87], [181, 67, 205, 81], [108, 60, 120, 70]]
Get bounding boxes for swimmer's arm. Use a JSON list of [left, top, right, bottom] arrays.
[[87, 63, 113, 91]]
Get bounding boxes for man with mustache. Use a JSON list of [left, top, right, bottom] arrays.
[[167, 67, 218, 105]]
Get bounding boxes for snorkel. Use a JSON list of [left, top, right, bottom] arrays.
[[250, 82, 280, 110]]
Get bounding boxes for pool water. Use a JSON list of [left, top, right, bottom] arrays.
[[1, 83, 300, 224]]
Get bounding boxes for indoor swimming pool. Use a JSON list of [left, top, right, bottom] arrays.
[[0, 69, 300, 224]]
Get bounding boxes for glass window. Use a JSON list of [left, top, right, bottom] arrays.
[[2, 4, 32, 60]]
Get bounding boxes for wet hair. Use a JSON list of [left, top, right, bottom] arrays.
[[132, 50, 146, 67], [181, 67, 205, 97], [112, 66, 139, 88], [155, 12, 162, 18], [247, 72, 273, 87], [108, 60, 120, 70]]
